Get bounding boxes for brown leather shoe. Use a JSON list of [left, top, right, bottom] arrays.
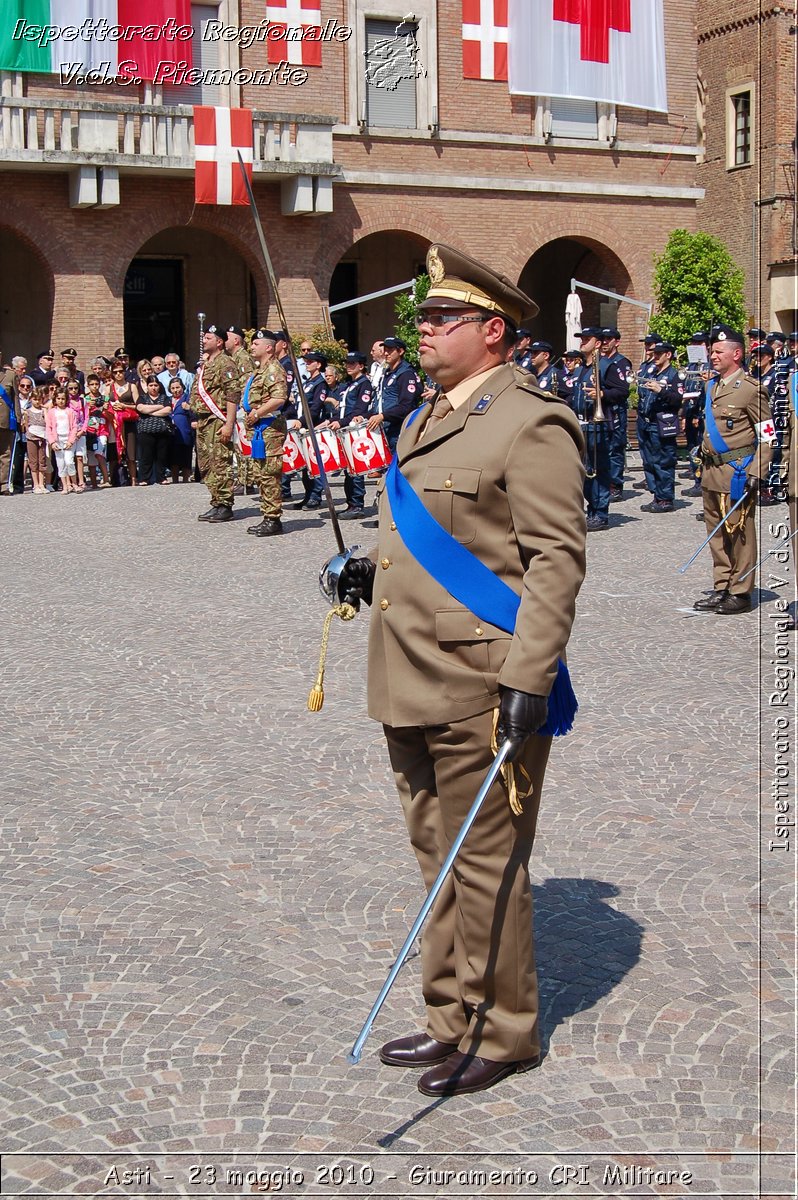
[[379, 1033, 458, 1068], [693, 590, 728, 611], [715, 593, 752, 615], [418, 1051, 540, 1096]]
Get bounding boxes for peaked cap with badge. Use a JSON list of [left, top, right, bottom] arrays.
[[420, 243, 539, 325]]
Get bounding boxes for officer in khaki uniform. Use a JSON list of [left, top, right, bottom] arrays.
[[243, 330, 288, 538], [338, 244, 586, 1097], [693, 326, 773, 614], [189, 323, 241, 522]]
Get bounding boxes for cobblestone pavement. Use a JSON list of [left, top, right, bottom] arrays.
[[1, 464, 794, 1197]]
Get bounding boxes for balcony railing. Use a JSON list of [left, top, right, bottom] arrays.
[[0, 95, 339, 177]]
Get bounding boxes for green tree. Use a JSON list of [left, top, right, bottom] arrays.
[[292, 326, 349, 371], [394, 273, 430, 372], [650, 230, 746, 358]]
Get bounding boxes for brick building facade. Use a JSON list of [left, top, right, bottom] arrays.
[[0, 1, 703, 366], [696, 1, 797, 331]]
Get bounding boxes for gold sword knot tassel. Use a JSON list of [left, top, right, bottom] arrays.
[[307, 602, 358, 711]]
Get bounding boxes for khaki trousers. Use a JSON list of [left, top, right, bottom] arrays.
[[702, 489, 757, 596], [384, 708, 551, 1062]]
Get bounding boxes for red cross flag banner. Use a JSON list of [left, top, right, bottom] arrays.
[[266, 0, 323, 67], [193, 107, 253, 206], [508, 0, 668, 111], [462, 0, 508, 81]]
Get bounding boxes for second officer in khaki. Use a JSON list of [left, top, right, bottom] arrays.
[[244, 330, 288, 537]]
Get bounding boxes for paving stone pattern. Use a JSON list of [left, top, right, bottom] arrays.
[[0, 468, 793, 1196]]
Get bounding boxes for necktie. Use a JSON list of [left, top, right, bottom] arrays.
[[424, 393, 452, 436]]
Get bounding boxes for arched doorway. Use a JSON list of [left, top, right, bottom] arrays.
[[518, 238, 633, 355], [329, 231, 430, 352], [0, 229, 53, 363], [124, 227, 256, 364]]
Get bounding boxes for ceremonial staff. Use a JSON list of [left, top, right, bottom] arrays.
[[676, 491, 749, 573], [236, 151, 346, 557]]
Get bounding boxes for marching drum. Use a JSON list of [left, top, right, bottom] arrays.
[[301, 428, 347, 477], [339, 424, 392, 475], [282, 430, 307, 475]]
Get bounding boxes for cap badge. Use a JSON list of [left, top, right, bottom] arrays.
[[428, 246, 445, 286], [717, 331, 727, 340]]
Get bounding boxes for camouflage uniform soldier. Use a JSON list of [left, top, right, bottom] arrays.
[[227, 325, 255, 492], [244, 330, 288, 537], [190, 322, 241, 523]]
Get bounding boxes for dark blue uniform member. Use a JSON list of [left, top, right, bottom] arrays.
[[681, 332, 711, 497], [368, 337, 420, 455], [333, 351, 374, 518], [529, 342, 567, 398], [569, 328, 612, 531], [636, 341, 684, 512], [514, 328, 534, 372], [298, 351, 329, 509], [598, 328, 632, 498]]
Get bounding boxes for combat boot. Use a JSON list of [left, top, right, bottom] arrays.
[[207, 505, 233, 522], [255, 518, 284, 537], [247, 518, 270, 535], [197, 507, 218, 521]]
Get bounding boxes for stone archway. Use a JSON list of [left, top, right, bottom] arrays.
[[518, 237, 634, 355], [0, 227, 55, 363], [328, 229, 431, 352], [123, 227, 257, 364]]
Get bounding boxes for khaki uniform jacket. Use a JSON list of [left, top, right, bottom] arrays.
[[367, 363, 587, 728], [700, 369, 772, 492], [0, 367, 20, 430], [189, 352, 241, 420]]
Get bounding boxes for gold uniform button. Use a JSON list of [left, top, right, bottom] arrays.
[[380, 598, 390, 610], [381, 557, 391, 569], [475, 626, 483, 636], [390, 522, 397, 531], [444, 479, 453, 489]]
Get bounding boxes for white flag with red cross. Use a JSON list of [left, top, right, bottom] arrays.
[[267, 0, 323, 67], [462, 0, 509, 81], [462, 0, 669, 111], [756, 419, 778, 445], [193, 107, 253, 206]]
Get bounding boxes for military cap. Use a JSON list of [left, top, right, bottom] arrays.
[[516, 328, 532, 340], [688, 332, 709, 344], [273, 330, 289, 343], [60, 347, 78, 358], [652, 340, 675, 354], [419, 242, 538, 326], [600, 327, 621, 340], [563, 348, 585, 363], [227, 325, 245, 339], [113, 346, 129, 357], [787, 331, 798, 341], [750, 342, 774, 357], [640, 334, 658, 345], [383, 337, 407, 351], [710, 325, 745, 347], [37, 349, 55, 359], [251, 328, 276, 342], [766, 331, 786, 344], [345, 351, 367, 366], [204, 324, 226, 339], [748, 327, 766, 340], [305, 350, 327, 367], [577, 327, 603, 340], [530, 340, 553, 354]]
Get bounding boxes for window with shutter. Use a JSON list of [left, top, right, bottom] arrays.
[[172, 4, 224, 107], [364, 18, 419, 129], [550, 97, 599, 140]]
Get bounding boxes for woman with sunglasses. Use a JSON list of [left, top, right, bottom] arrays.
[[105, 358, 140, 486]]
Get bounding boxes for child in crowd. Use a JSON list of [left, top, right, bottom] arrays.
[[24, 385, 49, 493], [84, 373, 111, 488], [66, 379, 88, 491], [45, 387, 78, 493]]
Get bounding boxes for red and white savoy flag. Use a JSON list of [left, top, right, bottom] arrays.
[[267, 0, 323, 67], [508, 0, 668, 112], [462, 0, 508, 81], [193, 107, 253, 206]]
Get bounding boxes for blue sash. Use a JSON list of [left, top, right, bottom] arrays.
[[384, 446, 577, 738], [704, 379, 754, 503], [790, 372, 797, 417], [242, 375, 277, 460], [0, 385, 16, 433]]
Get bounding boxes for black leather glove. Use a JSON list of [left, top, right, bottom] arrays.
[[743, 476, 759, 497], [496, 685, 548, 762], [337, 556, 376, 607]]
